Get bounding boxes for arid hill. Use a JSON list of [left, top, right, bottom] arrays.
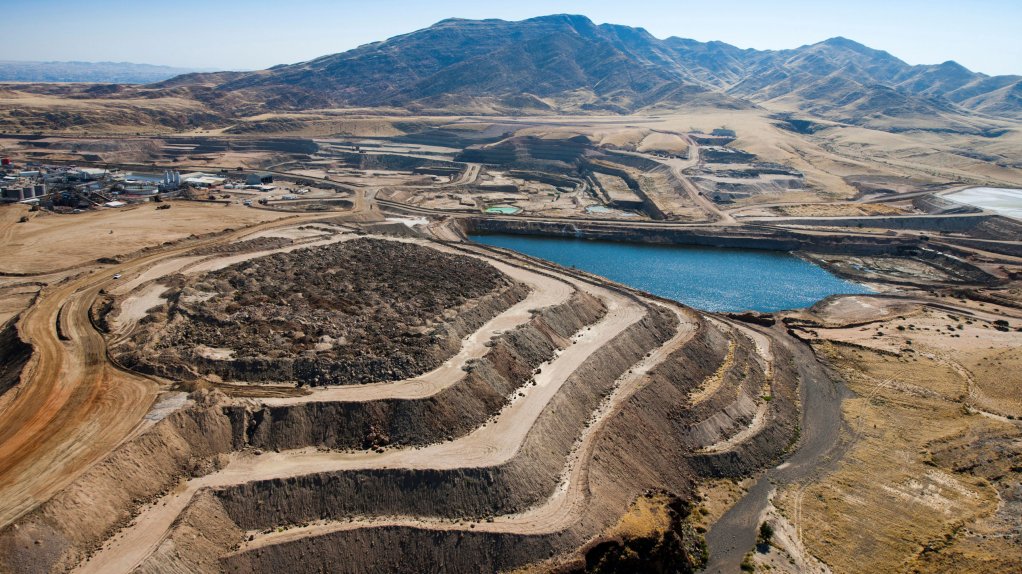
[[1, 15, 1019, 131], [162, 15, 1022, 124]]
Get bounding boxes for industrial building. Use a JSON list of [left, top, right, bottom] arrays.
[[0, 181, 46, 203], [0, 161, 198, 208], [1, 163, 131, 208], [121, 182, 159, 194], [162, 170, 182, 190], [181, 172, 226, 188], [246, 172, 274, 186], [76, 168, 108, 180]]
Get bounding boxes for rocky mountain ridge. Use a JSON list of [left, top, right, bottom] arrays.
[[154, 14, 1020, 124]]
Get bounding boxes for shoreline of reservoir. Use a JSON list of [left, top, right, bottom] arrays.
[[470, 233, 872, 312]]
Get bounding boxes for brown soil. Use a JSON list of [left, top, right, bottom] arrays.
[[777, 295, 1022, 573], [776, 203, 907, 217], [187, 236, 294, 256], [1, 110, 1019, 574], [0, 202, 292, 275]]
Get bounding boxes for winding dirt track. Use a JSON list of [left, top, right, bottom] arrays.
[[0, 215, 320, 528], [235, 302, 699, 554], [108, 233, 575, 405], [651, 145, 738, 226], [697, 318, 774, 454], [704, 325, 850, 573], [0, 277, 156, 525], [214, 285, 637, 477]]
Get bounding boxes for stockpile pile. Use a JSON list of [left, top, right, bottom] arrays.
[[187, 236, 294, 256], [116, 239, 525, 386]]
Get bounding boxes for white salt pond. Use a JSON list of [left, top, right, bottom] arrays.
[[945, 187, 1022, 220]]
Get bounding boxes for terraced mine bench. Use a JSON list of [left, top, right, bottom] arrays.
[[0, 225, 805, 574]]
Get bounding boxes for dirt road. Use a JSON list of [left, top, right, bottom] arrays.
[[616, 143, 738, 226], [0, 215, 319, 528], [212, 282, 639, 479], [0, 269, 159, 526], [237, 304, 698, 550], [455, 163, 481, 185], [703, 326, 851, 572]]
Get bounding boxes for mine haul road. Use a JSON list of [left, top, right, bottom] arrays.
[[104, 159, 742, 230], [0, 214, 324, 528], [3, 184, 888, 573], [226, 277, 780, 562], [90, 159, 974, 244], [235, 302, 698, 552], [620, 144, 739, 226], [703, 323, 851, 573]]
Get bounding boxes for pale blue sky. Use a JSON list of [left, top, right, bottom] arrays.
[[1, 0, 1019, 76]]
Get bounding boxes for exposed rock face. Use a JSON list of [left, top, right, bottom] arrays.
[[689, 341, 800, 477], [0, 217, 818, 574], [212, 313, 737, 574], [572, 494, 705, 574], [1, 296, 806, 574], [4, 15, 1021, 136], [115, 239, 528, 386], [132, 490, 244, 574], [0, 290, 606, 574], [187, 236, 294, 256], [212, 305, 680, 529], [0, 391, 234, 574], [0, 318, 31, 400], [211, 314, 804, 573]]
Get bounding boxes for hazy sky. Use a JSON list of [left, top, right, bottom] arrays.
[[1, 0, 1019, 76]]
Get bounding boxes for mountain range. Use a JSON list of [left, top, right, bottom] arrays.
[[153, 14, 1021, 125], [0, 61, 214, 84], [4, 15, 1021, 132]]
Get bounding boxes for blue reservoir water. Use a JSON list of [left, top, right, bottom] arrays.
[[470, 234, 871, 312]]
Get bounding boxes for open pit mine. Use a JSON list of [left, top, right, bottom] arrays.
[[1, 12, 1022, 574], [1, 115, 1021, 573], [0, 213, 810, 574]]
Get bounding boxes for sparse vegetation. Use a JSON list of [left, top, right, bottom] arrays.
[[758, 522, 774, 544]]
